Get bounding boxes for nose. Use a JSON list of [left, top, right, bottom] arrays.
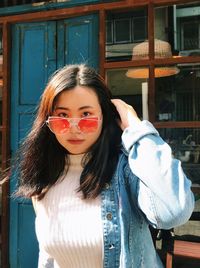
[[68, 120, 81, 133]]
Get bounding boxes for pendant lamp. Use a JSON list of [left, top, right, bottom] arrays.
[[126, 39, 180, 78]]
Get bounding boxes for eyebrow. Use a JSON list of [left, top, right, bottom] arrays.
[[54, 105, 95, 111]]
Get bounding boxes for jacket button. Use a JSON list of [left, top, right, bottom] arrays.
[[105, 183, 110, 189], [109, 244, 115, 249], [106, 212, 112, 220]]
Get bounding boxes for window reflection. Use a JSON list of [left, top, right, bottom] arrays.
[[182, 20, 199, 50], [158, 128, 200, 185], [155, 2, 200, 58], [156, 64, 200, 122], [106, 8, 147, 61], [106, 2, 200, 62], [106, 68, 149, 119]]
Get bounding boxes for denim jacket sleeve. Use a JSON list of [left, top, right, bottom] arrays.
[[121, 120, 195, 229]]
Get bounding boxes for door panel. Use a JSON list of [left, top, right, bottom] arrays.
[[18, 204, 39, 268], [10, 21, 56, 153], [10, 21, 57, 268], [57, 14, 99, 69], [20, 27, 51, 104]]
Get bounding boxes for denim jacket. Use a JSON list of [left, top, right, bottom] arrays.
[[38, 120, 194, 268], [101, 120, 194, 268]]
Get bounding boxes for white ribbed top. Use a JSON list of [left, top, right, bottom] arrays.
[[35, 154, 103, 268]]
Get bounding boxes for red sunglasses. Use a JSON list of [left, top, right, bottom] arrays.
[[46, 116, 101, 134]]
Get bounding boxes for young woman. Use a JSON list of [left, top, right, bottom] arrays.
[[16, 64, 194, 268]]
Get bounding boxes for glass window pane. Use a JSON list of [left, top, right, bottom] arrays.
[[133, 17, 147, 42], [106, 8, 148, 62], [106, 20, 113, 44], [182, 21, 199, 50], [158, 127, 200, 185], [106, 67, 150, 120], [158, 127, 200, 239], [114, 19, 131, 43], [155, 2, 200, 58], [155, 64, 200, 122]]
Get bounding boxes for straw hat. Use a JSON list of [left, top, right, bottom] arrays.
[[126, 39, 180, 78]]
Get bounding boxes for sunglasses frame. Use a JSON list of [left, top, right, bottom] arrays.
[[46, 116, 101, 134]]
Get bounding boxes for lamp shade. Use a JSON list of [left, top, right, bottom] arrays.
[[126, 39, 180, 78]]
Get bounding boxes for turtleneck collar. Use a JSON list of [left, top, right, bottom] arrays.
[[68, 153, 85, 167]]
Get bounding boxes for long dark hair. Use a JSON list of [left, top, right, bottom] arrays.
[[15, 64, 122, 200]]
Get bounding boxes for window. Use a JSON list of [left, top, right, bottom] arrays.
[[106, 20, 113, 44], [106, 9, 147, 61], [105, 3, 200, 262], [181, 20, 200, 50], [105, 1, 200, 199], [176, 3, 200, 55], [155, 64, 200, 122], [114, 19, 131, 44], [132, 17, 147, 42], [114, 18, 131, 43]]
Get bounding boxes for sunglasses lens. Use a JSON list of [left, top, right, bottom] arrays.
[[78, 118, 99, 133], [48, 118, 70, 134], [47, 117, 99, 134]]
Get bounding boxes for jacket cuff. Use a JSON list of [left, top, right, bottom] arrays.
[[122, 120, 159, 152]]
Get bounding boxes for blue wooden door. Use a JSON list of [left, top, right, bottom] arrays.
[[10, 21, 57, 268], [10, 14, 98, 268]]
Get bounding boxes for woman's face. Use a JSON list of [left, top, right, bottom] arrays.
[[51, 85, 103, 154]]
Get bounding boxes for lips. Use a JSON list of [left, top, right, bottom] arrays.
[[67, 139, 85, 145]]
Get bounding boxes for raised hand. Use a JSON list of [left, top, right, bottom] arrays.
[[111, 99, 141, 130]]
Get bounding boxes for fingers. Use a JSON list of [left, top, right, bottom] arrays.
[[111, 99, 138, 119], [111, 99, 141, 130]]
